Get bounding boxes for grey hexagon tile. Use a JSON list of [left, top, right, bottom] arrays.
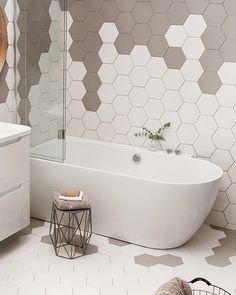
[[115, 34, 134, 55], [0, 80, 9, 103], [86, 0, 103, 12], [76, 243, 99, 255], [150, 0, 172, 13], [108, 238, 130, 247], [206, 253, 232, 267], [39, 32, 51, 53], [83, 72, 101, 92], [148, 35, 169, 57], [29, 0, 42, 22], [220, 40, 236, 62], [132, 24, 152, 45], [133, 2, 153, 24], [157, 254, 183, 267], [84, 53, 102, 73], [82, 92, 101, 112], [164, 47, 186, 69], [85, 12, 103, 32], [203, 4, 227, 26], [69, 21, 88, 41], [135, 253, 183, 267], [17, 34, 27, 55], [205, 235, 236, 267], [200, 50, 223, 71], [101, 2, 119, 22], [41, 235, 52, 245], [115, 13, 135, 34], [84, 32, 102, 53], [167, 3, 189, 25], [198, 72, 222, 94], [186, 0, 209, 14], [28, 43, 41, 65], [116, 0, 136, 12], [69, 42, 87, 61], [40, 11, 51, 32], [201, 27, 225, 49], [224, 0, 236, 15], [134, 254, 160, 267], [70, 1, 88, 21], [149, 13, 170, 35], [222, 16, 236, 39], [211, 226, 236, 239]]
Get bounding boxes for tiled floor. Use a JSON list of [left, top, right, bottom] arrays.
[[0, 219, 236, 295]]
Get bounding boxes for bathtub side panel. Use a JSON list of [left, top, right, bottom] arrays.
[[30, 158, 220, 248]]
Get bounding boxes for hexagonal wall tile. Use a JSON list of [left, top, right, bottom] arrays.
[[129, 87, 149, 107], [213, 129, 234, 150], [163, 69, 184, 90], [177, 124, 198, 144], [162, 91, 182, 111], [214, 107, 236, 128], [165, 25, 187, 47], [178, 103, 200, 124], [129, 66, 149, 87], [144, 99, 165, 120], [197, 94, 219, 115], [184, 15, 207, 37], [179, 82, 201, 103], [112, 115, 131, 134], [113, 95, 132, 114], [211, 149, 233, 171], [194, 136, 216, 157], [146, 57, 167, 78], [130, 45, 151, 66], [114, 55, 134, 75], [99, 23, 119, 43], [196, 116, 217, 137], [145, 78, 166, 99]]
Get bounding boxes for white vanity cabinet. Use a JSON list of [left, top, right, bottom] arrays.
[[0, 122, 31, 241]]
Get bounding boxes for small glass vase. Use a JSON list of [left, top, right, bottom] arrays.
[[148, 139, 160, 151]]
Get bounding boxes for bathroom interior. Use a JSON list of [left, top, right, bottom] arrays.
[[0, 0, 236, 294]]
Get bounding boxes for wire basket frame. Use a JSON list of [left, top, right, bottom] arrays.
[[189, 278, 231, 295]]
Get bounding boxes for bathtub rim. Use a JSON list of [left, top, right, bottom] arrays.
[[31, 155, 223, 187], [66, 136, 223, 185]]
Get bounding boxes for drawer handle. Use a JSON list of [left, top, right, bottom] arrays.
[[0, 185, 21, 198], [0, 138, 21, 148]]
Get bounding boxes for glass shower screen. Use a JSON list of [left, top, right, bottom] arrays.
[[25, 0, 67, 162]]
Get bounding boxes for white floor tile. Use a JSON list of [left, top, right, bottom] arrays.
[[18, 284, 46, 295], [73, 286, 100, 295]]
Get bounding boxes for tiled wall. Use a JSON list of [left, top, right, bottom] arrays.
[[65, 0, 236, 229], [0, 0, 17, 123]]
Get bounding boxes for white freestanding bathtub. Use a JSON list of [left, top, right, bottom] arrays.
[[31, 137, 223, 249]]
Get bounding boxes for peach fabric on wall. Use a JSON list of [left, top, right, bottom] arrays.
[[0, 6, 7, 73]]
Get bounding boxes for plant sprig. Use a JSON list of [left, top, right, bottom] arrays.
[[134, 122, 171, 141]]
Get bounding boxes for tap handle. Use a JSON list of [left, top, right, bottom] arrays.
[[174, 149, 181, 155]]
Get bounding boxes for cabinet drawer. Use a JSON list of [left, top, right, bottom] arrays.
[[0, 135, 30, 194], [0, 182, 30, 241]]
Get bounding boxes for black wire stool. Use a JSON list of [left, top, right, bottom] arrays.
[[49, 202, 92, 259]]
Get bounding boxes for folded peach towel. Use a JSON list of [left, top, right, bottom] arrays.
[[156, 277, 192, 295], [61, 190, 80, 197]]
